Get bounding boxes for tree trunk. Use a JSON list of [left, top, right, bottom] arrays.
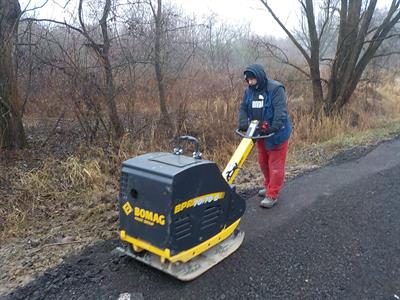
[[103, 55, 124, 139], [323, 0, 399, 115], [311, 73, 324, 115], [76, 0, 124, 142], [97, 0, 124, 139], [98, 0, 124, 140], [153, 0, 171, 126], [305, 0, 324, 116], [0, 0, 26, 149]]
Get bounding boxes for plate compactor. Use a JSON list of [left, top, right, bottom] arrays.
[[116, 121, 271, 281]]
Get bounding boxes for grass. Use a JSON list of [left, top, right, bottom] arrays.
[[287, 119, 400, 166], [1, 81, 400, 241], [1, 154, 117, 240]]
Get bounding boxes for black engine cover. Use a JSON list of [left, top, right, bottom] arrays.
[[119, 152, 245, 256]]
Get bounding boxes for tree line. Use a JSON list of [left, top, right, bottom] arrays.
[[1, 0, 399, 149]]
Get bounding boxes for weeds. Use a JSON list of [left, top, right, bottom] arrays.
[[1, 81, 400, 241], [1, 155, 116, 240]]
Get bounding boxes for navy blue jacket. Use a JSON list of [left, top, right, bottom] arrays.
[[239, 64, 292, 149]]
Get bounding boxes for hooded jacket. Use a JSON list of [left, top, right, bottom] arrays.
[[239, 64, 292, 149]]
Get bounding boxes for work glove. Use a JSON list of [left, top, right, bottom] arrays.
[[264, 127, 278, 135], [260, 121, 269, 133], [260, 122, 278, 135]]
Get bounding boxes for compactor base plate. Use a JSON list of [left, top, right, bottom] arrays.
[[115, 230, 244, 281]]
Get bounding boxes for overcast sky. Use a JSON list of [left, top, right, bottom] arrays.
[[172, 0, 299, 37], [21, 0, 394, 38], [173, 0, 394, 37], [19, 0, 304, 37]]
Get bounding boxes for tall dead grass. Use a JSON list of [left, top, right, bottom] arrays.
[[287, 80, 400, 164], [2, 78, 400, 241], [1, 155, 116, 239]]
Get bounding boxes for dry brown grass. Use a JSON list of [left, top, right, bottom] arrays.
[[287, 80, 400, 165], [1, 154, 117, 240], [1, 80, 400, 242]]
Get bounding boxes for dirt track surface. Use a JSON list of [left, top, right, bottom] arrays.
[[3, 138, 400, 300]]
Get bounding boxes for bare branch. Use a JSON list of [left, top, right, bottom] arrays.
[[258, 40, 311, 79], [259, 0, 311, 63], [318, 0, 337, 42], [21, 18, 83, 34], [363, 33, 400, 44], [78, 0, 98, 48], [21, 0, 50, 14], [372, 51, 400, 58]]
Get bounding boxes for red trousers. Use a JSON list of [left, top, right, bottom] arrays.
[[256, 140, 289, 199]]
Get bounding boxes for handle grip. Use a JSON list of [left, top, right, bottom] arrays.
[[173, 135, 202, 159], [235, 129, 275, 139]]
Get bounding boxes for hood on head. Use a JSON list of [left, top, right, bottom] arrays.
[[244, 64, 268, 91]]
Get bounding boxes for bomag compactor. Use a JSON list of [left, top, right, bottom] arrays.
[[116, 121, 270, 281]]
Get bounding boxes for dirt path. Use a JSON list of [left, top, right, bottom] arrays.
[[3, 138, 400, 300]]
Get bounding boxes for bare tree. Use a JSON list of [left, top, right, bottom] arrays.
[[77, 0, 124, 140], [25, 0, 124, 142], [0, 0, 26, 149], [149, 0, 171, 126], [260, 0, 400, 115]]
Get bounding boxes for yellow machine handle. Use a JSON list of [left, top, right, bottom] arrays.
[[222, 120, 260, 184]]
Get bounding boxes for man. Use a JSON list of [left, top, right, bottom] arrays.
[[238, 64, 292, 208]]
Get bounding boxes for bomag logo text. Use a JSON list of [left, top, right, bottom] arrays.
[[134, 207, 165, 226], [174, 192, 225, 214]]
